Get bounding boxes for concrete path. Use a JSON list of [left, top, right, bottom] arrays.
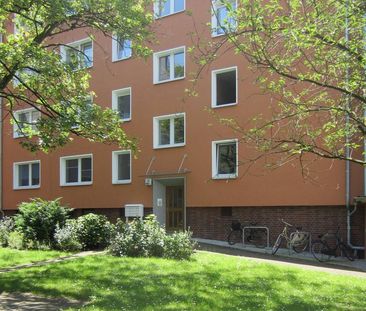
[[0, 250, 104, 274], [197, 240, 366, 278], [0, 292, 84, 311]]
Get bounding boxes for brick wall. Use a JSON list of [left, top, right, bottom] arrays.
[[186, 205, 365, 248]]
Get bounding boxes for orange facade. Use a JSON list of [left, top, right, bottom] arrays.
[[2, 1, 365, 244]]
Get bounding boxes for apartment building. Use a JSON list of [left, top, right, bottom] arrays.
[[2, 0, 365, 252]]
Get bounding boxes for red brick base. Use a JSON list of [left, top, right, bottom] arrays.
[[186, 205, 365, 250]]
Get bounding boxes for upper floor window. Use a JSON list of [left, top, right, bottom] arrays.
[[112, 35, 132, 62], [153, 113, 185, 149], [212, 67, 237, 107], [61, 38, 93, 69], [212, 139, 238, 179], [112, 87, 132, 121], [13, 108, 40, 138], [154, 0, 185, 18], [211, 0, 237, 37], [112, 150, 132, 184], [153, 46, 185, 84], [13, 160, 40, 190], [60, 154, 93, 186]]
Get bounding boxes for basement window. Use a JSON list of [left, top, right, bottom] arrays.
[[212, 67, 237, 107]]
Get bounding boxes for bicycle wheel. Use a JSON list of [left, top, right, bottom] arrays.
[[339, 242, 355, 261], [272, 235, 283, 255], [292, 239, 309, 253], [227, 230, 242, 245], [311, 241, 331, 262], [247, 229, 267, 248]]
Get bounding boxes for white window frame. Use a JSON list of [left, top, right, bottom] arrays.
[[212, 139, 238, 179], [153, 46, 185, 84], [13, 160, 41, 190], [153, 0, 186, 19], [211, 0, 237, 37], [13, 108, 41, 138], [112, 150, 132, 184], [60, 38, 93, 69], [60, 154, 93, 186], [211, 66, 238, 108], [112, 35, 132, 62], [112, 87, 132, 122], [153, 113, 186, 149]]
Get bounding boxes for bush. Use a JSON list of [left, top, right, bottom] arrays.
[[7, 231, 26, 250], [109, 215, 196, 260], [14, 198, 72, 247], [75, 213, 113, 250], [54, 220, 82, 251], [0, 217, 15, 247]]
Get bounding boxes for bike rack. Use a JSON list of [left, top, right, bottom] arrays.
[[242, 226, 270, 248]]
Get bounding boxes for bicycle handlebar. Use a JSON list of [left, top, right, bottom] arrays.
[[280, 219, 293, 227]]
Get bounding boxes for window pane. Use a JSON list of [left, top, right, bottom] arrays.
[[66, 159, 78, 183], [18, 164, 29, 187], [17, 112, 28, 131], [216, 70, 236, 106], [81, 42, 93, 67], [81, 157, 92, 182], [174, 117, 184, 144], [174, 0, 184, 12], [118, 94, 131, 120], [216, 6, 227, 34], [31, 163, 40, 186], [174, 52, 184, 78], [118, 153, 131, 181], [117, 38, 132, 59], [159, 55, 170, 81], [158, 0, 171, 16], [217, 143, 236, 174], [159, 119, 170, 145], [65, 48, 77, 68]]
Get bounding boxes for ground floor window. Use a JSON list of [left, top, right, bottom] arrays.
[[212, 139, 238, 179], [13, 161, 40, 189], [112, 150, 131, 184], [60, 154, 93, 186]]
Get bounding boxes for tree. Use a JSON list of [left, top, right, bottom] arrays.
[[194, 0, 366, 168], [0, 0, 153, 152]]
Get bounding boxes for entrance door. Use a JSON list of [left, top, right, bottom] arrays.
[[166, 186, 184, 231]]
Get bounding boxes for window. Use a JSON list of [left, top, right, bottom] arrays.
[[13, 108, 40, 138], [154, 0, 185, 18], [112, 35, 132, 61], [112, 88, 132, 121], [112, 150, 132, 184], [212, 67, 237, 107], [61, 39, 93, 69], [153, 113, 185, 148], [212, 0, 237, 36], [153, 47, 185, 84], [13, 161, 40, 189], [212, 139, 238, 179], [60, 154, 93, 186]]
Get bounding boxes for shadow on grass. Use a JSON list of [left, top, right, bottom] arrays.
[[0, 254, 365, 311]]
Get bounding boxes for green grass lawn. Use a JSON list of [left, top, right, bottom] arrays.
[[0, 248, 69, 269], [0, 251, 365, 310]]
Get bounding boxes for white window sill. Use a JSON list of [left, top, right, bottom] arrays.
[[212, 174, 238, 180], [154, 76, 185, 85], [14, 185, 40, 190], [60, 182, 93, 187], [120, 118, 132, 123], [154, 143, 185, 150], [211, 32, 226, 38], [212, 102, 237, 109], [112, 56, 132, 63], [154, 9, 185, 20], [112, 180, 132, 185]]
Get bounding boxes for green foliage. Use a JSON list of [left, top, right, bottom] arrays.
[[54, 220, 82, 252], [109, 215, 196, 260], [74, 213, 114, 250], [0, 0, 153, 152], [14, 198, 72, 247], [0, 217, 15, 247], [7, 231, 26, 250]]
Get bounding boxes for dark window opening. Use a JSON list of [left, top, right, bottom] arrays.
[[221, 207, 232, 217], [216, 70, 236, 106]]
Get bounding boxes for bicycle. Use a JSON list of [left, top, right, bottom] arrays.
[[272, 219, 309, 255], [311, 227, 355, 262], [227, 220, 267, 248]]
